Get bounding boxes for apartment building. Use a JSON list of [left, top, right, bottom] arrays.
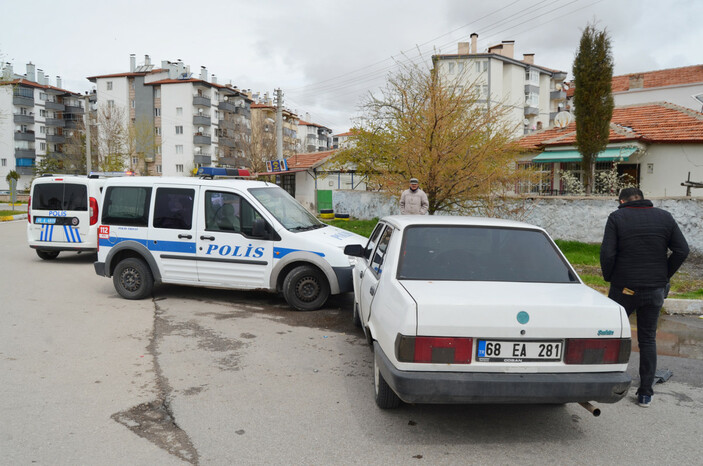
[[250, 95, 299, 158], [433, 33, 568, 138], [87, 55, 252, 176], [1, 62, 85, 189], [296, 116, 333, 153]]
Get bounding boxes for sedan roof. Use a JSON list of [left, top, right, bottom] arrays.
[[380, 215, 545, 232]]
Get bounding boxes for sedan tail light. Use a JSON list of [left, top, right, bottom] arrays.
[[396, 335, 473, 364], [564, 338, 631, 364]]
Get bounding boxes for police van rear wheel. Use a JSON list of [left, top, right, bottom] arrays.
[[283, 265, 330, 311], [114, 258, 153, 300], [36, 250, 60, 260]]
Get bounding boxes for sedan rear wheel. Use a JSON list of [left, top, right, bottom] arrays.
[[374, 353, 401, 409]]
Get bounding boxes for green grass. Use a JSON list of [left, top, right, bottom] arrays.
[[0, 209, 25, 216], [324, 217, 702, 300]]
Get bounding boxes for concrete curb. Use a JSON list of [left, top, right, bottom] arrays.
[[0, 213, 27, 222], [663, 299, 703, 315]]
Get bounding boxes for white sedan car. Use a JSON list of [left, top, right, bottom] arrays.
[[344, 216, 632, 409]]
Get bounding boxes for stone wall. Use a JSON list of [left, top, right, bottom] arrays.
[[332, 190, 703, 253]]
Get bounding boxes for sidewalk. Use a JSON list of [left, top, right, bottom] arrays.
[[0, 204, 26, 222]]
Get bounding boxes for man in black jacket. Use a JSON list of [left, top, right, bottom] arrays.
[[600, 188, 689, 408]]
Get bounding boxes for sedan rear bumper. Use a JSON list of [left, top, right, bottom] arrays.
[[374, 343, 631, 404]]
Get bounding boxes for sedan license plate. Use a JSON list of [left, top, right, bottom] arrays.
[[35, 217, 57, 225], [477, 340, 563, 362]]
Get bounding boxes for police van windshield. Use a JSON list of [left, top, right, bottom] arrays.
[[249, 187, 325, 231], [32, 183, 87, 211]]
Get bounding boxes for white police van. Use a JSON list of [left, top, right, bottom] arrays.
[[27, 174, 107, 260], [93, 169, 365, 310]]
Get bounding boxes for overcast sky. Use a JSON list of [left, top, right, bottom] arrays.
[[2, 0, 702, 133]]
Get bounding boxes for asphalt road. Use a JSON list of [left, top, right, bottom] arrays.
[[1, 219, 702, 465]]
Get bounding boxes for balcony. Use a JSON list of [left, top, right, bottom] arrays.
[[235, 106, 250, 117], [14, 132, 35, 142], [193, 96, 211, 107], [524, 106, 539, 116], [550, 90, 566, 101], [13, 95, 34, 107], [45, 118, 65, 127], [47, 134, 66, 144], [64, 105, 84, 114], [218, 156, 248, 167], [14, 114, 35, 124], [16, 166, 35, 175], [15, 148, 36, 158], [193, 115, 211, 126], [550, 111, 558, 121], [194, 155, 211, 165], [64, 119, 82, 129], [46, 152, 64, 159], [218, 137, 236, 148], [45, 100, 65, 111], [218, 101, 237, 113], [193, 134, 211, 145], [218, 119, 235, 130]]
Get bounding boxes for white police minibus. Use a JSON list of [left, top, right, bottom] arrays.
[[27, 174, 107, 260], [94, 172, 365, 310]]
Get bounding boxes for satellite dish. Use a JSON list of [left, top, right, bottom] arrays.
[[523, 118, 529, 125], [198, 126, 204, 133], [555, 83, 562, 91], [554, 111, 573, 128], [224, 96, 229, 101]]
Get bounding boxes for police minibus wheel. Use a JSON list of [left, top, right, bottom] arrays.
[[113, 258, 154, 300], [36, 250, 60, 260], [282, 265, 330, 311]]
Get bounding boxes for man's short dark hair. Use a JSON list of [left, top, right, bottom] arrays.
[[618, 187, 644, 202]]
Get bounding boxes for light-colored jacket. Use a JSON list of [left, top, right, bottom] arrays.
[[400, 188, 429, 215]]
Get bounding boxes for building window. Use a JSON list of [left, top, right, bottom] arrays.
[[476, 60, 488, 73], [40, 126, 46, 134], [107, 100, 115, 108], [526, 69, 540, 85], [107, 81, 113, 90], [176, 164, 184, 173], [40, 142, 46, 151], [154, 108, 161, 117], [154, 127, 161, 136], [1, 158, 5, 167], [156, 164, 162, 174], [155, 145, 161, 154], [448, 62, 455, 74], [155, 88, 161, 98], [525, 92, 539, 107], [176, 107, 183, 116], [516, 162, 552, 195], [481, 85, 489, 99], [176, 145, 183, 154], [39, 92, 47, 101], [175, 126, 183, 134], [131, 100, 135, 108]]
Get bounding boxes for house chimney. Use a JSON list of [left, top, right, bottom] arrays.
[[523, 53, 535, 64], [470, 33, 478, 54], [145, 54, 151, 66], [26, 62, 36, 82], [629, 74, 644, 89], [56, 76, 62, 88], [488, 43, 503, 55], [200, 66, 208, 81], [458, 42, 470, 55], [2, 62, 12, 80], [211, 74, 217, 84], [37, 69, 45, 85], [501, 41, 515, 59], [130, 54, 136, 72], [161, 60, 169, 69]]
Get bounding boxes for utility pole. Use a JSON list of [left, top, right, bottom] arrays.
[[275, 88, 283, 160], [83, 95, 92, 174]]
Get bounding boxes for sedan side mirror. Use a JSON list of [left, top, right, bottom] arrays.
[[344, 244, 364, 257]]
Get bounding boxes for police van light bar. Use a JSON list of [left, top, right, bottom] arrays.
[[197, 167, 252, 178]]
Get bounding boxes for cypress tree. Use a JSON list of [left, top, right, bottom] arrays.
[[572, 24, 614, 194]]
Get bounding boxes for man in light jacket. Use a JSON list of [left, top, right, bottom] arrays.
[[399, 178, 429, 215]]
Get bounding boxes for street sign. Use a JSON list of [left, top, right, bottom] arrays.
[[266, 160, 288, 173], [9, 179, 17, 204]]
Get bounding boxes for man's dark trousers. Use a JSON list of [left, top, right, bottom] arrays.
[[608, 286, 667, 397]]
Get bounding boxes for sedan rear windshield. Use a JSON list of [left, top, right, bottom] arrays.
[[398, 225, 578, 283], [32, 183, 87, 211]]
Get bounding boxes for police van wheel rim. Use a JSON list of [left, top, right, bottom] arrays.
[[113, 258, 153, 300], [296, 276, 320, 302], [282, 265, 330, 311], [120, 267, 141, 292]]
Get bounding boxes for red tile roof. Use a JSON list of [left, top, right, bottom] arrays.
[[518, 103, 703, 150], [566, 64, 703, 97], [286, 150, 337, 170], [86, 69, 166, 81], [0, 78, 79, 95]]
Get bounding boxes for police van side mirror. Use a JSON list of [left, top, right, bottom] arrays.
[[344, 244, 364, 257], [251, 218, 267, 238]]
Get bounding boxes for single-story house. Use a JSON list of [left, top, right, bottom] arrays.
[[517, 102, 703, 197]]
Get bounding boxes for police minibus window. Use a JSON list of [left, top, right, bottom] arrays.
[[153, 188, 194, 230], [32, 183, 87, 211], [102, 186, 152, 226]]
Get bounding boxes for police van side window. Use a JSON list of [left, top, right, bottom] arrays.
[[102, 187, 152, 226], [205, 191, 265, 237], [32, 183, 87, 211], [153, 188, 194, 230]]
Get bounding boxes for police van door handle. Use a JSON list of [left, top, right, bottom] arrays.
[[369, 286, 376, 296], [178, 234, 192, 239], [200, 235, 215, 241], [359, 270, 365, 279]]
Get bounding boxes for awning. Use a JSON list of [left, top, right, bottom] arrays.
[[532, 147, 637, 163]]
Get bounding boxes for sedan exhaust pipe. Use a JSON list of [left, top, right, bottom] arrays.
[[578, 401, 601, 417]]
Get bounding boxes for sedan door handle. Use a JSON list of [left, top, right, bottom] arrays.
[[178, 234, 193, 239], [369, 286, 376, 296], [200, 235, 215, 241]]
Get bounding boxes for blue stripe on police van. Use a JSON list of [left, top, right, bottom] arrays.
[[40, 225, 45, 242], [74, 228, 82, 243], [273, 247, 325, 259], [98, 237, 195, 254], [63, 225, 72, 243], [48, 225, 54, 242]]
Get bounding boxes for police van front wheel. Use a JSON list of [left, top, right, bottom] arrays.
[[113, 258, 154, 300], [283, 265, 330, 311], [36, 250, 60, 260]]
